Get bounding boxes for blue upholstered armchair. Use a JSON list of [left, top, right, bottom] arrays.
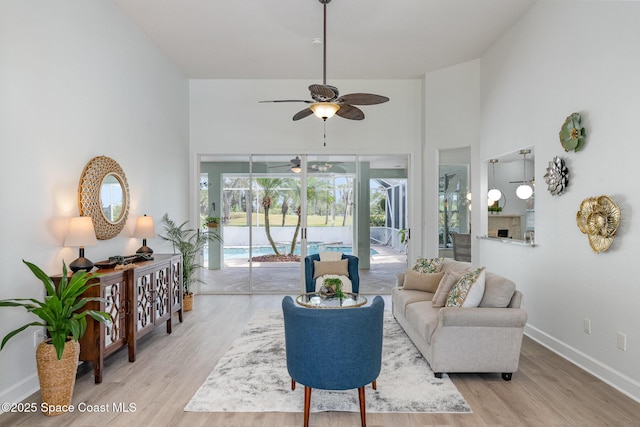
[[304, 254, 360, 293], [282, 295, 384, 427]]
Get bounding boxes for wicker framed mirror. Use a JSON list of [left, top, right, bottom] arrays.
[[78, 156, 130, 240]]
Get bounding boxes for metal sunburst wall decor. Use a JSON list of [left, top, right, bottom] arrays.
[[543, 156, 569, 196], [576, 195, 621, 253]]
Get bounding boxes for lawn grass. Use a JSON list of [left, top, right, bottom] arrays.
[[224, 212, 352, 227]]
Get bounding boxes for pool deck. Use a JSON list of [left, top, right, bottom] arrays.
[[200, 244, 407, 294]]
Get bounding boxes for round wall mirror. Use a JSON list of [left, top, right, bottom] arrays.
[[78, 156, 130, 240]]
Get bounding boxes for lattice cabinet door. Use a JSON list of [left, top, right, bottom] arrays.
[[135, 267, 156, 337], [170, 255, 183, 323], [154, 263, 171, 324], [102, 275, 127, 355]]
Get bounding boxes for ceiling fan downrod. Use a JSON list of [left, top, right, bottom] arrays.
[[319, 0, 331, 86]]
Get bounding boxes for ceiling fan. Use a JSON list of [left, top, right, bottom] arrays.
[[268, 157, 344, 173], [260, 0, 389, 121]]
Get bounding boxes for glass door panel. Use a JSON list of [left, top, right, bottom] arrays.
[[305, 155, 356, 259], [249, 155, 303, 293], [357, 155, 409, 294], [200, 156, 251, 293]]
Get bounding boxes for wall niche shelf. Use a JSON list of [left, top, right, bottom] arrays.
[[478, 235, 536, 247]]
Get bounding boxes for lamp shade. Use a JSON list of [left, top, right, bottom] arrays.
[[133, 215, 156, 238], [310, 102, 340, 120], [64, 217, 97, 247]]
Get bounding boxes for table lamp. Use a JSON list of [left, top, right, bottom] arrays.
[[133, 214, 156, 254], [65, 216, 98, 272]]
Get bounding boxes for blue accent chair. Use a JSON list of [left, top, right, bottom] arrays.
[[282, 295, 384, 427], [304, 254, 360, 293]]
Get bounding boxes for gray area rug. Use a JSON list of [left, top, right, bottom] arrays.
[[184, 310, 471, 414]]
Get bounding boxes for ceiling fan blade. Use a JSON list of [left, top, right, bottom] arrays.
[[293, 108, 314, 121], [259, 99, 312, 103], [337, 93, 389, 105], [309, 84, 337, 101], [335, 104, 364, 120]]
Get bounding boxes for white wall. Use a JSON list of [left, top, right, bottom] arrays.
[[423, 60, 481, 258], [0, 1, 189, 405], [478, 1, 640, 401]]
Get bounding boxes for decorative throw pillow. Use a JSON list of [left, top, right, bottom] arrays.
[[445, 268, 486, 308], [412, 257, 444, 274], [432, 271, 464, 307], [402, 270, 444, 293], [319, 251, 343, 262], [313, 259, 349, 279]]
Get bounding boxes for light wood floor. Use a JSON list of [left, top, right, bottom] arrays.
[[2, 295, 639, 426]]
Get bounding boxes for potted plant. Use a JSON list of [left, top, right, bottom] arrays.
[[204, 216, 220, 228], [160, 214, 222, 311], [321, 277, 344, 299], [0, 260, 111, 416]]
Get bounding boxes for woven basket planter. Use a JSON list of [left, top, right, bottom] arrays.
[[183, 293, 194, 311], [36, 339, 80, 416]]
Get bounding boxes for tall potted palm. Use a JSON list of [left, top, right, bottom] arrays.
[[0, 260, 111, 416], [160, 213, 222, 311]]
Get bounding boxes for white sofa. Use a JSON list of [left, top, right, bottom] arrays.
[[391, 258, 527, 380]]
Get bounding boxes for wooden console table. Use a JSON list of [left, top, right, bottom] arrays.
[[50, 254, 182, 383]]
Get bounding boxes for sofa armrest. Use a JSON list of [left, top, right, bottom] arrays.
[[438, 307, 527, 328]]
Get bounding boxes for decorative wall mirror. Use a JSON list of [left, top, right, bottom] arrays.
[[78, 156, 130, 240], [484, 147, 535, 244]]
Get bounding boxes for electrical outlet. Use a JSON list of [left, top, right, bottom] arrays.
[[583, 318, 591, 335], [617, 332, 627, 352]]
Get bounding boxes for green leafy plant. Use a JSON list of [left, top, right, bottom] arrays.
[[322, 277, 344, 299], [203, 216, 219, 227], [398, 228, 408, 244], [0, 260, 111, 360], [160, 213, 222, 295]]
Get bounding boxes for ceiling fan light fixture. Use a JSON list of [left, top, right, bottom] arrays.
[[516, 149, 533, 200], [291, 165, 302, 173], [310, 102, 340, 120]]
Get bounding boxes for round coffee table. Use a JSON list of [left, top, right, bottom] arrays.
[[296, 292, 367, 308]]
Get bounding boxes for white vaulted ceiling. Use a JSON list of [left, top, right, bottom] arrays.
[[113, 0, 537, 79]]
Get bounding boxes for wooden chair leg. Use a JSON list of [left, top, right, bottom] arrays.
[[372, 380, 377, 390], [358, 386, 366, 427], [304, 386, 312, 427], [291, 378, 296, 390]]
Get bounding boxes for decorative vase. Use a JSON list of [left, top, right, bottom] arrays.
[[183, 293, 194, 311], [35, 339, 80, 416]]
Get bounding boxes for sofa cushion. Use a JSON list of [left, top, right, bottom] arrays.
[[392, 288, 433, 316], [432, 271, 464, 307], [405, 301, 440, 344], [441, 258, 473, 274], [445, 268, 486, 307], [412, 257, 444, 274], [479, 273, 516, 308], [403, 270, 445, 293], [312, 259, 349, 279]]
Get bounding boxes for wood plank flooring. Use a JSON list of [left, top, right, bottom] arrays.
[[1, 294, 639, 426]]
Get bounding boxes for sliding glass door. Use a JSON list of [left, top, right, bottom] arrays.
[[199, 153, 409, 295]]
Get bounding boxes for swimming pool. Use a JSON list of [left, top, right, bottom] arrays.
[[223, 244, 377, 259]]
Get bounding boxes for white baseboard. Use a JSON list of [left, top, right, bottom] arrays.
[[524, 324, 640, 404], [0, 373, 39, 414]]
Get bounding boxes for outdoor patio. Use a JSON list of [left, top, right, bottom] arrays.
[[200, 244, 407, 294]]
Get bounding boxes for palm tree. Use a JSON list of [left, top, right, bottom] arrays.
[[255, 177, 283, 255]]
